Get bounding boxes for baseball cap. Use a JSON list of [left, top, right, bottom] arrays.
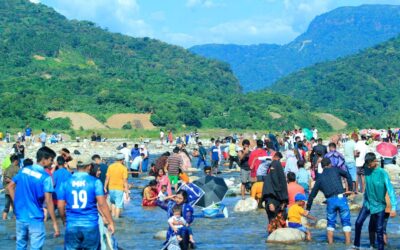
[[295, 193, 307, 202]]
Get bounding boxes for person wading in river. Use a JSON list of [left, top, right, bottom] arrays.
[[306, 158, 353, 245]]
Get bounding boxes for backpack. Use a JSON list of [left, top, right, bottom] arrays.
[[325, 151, 346, 171]]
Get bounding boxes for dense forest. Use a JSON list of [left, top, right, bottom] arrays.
[[272, 35, 400, 128], [0, 0, 331, 131], [191, 5, 400, 91]]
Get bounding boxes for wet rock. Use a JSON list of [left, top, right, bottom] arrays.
[[348, 193, 364, 206], [266, 228, 305, 243], [350, 204, 362, 211], [224, 178, 235, 188], [316, 219, 327, 229], [153, 230, 167, 240], [234, 198, 258, 212], [141, 176, 155, 181], [189, 176, 200, 182]]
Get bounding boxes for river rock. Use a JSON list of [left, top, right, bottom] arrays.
[[153, 230, 167, 240], [141, 176, 155, 181], [234, 198, 258, 212], [316, 219, 327, 229], [350, 204, 362, 211], [266, 228, 305, 243], [348, 193, 364, 206], [224, 178, 235, 188], [189, 176, 200, 182], [384, 164, 400, 179]]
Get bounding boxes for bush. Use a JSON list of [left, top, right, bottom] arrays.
[[122, 122, 132, 130]]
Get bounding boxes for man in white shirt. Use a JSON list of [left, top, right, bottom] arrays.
[[311, 126, 318, 140], [380, 129, 388, 142], [160, 129, 165, 145], [119, 142, 131, 167], [354, 135, 368, 193]]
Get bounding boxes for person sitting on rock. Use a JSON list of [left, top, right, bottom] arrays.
[[288, 193, 316, 241]]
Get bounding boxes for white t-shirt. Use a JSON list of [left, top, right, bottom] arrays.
[[130, 156, 143, 170], [160, 131, 164, 138], [296, 133, 304, 141], [168, 216, 187, 229], [158, 191, 167, 201], [120, 147, 131, 162], [312, 129, 318, 139], [355, 140, 368, 167], [253, 134, 257, 140], [381, 131, 387, 139]]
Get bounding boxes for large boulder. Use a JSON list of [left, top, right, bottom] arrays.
[[234, 198, 258, 212], [316, 219, 327, 229], [153, 230, 167, 240], [266, 228, 305, 243]]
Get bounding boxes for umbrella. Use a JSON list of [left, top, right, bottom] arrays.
[[193, 176, 228, 208], [376, 142, 398, 158], [303, 128, 313, 141], [177, 183, 204, 207]]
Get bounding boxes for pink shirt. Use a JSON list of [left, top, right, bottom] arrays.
[[157, 175, 172, 196]]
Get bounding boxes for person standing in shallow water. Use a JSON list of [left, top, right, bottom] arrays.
[[306, 158, 353, 245], [262, 152, 288, 233], [353, 152, 397, 250]]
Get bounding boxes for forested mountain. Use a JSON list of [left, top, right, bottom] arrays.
[[0, 0, 330, 130], [272, 35, 400, 128], [190, 5, 400, 91]]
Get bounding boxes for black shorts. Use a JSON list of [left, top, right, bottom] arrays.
[[357, 166, 365, 176]]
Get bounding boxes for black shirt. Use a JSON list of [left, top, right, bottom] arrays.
[[307, 167, 352, 211]]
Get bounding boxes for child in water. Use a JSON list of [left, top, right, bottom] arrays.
[[168, 206, 195, 243], [288, 193, 317, 241]]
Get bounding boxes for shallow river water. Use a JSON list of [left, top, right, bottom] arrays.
[[1, 155, 400, 250]]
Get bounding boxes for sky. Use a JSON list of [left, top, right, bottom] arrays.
[[32, 0, 400, 48]]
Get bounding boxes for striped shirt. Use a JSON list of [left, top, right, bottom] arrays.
[[167, 153, 183, 176]]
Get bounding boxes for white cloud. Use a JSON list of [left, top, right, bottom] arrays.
[[45, 0, 153, 37], [207, 18, 300, 45], [29, 0, 41, 3]]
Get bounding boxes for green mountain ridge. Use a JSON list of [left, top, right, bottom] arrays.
[[0, 0, 331, 131], [272, 35, 400, 128], [190, 4, 400, 91]]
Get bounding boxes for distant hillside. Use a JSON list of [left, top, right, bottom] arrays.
[[272, 35, 400, 128], [0, 0, 331, 131], [191, 5, 400, 91]]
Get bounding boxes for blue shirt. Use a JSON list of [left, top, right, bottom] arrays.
[[211, 146, 219, 161], [12, 164, 54, 222], [25, 128, 32, 136], [39, 132, 46, 142], [53, 167, 72, 198], [131, 148, 140, 160], [296, 168, 310, 185], [57, 172, 104, 227]]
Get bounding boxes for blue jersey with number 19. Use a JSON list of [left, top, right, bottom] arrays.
[[57, 172, 104, 227]]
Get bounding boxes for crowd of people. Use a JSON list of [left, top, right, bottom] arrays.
[[0, 126, 399, 249]]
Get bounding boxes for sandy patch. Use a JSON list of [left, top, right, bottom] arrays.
[[106, 113, 155, 130], [317, 113, 347, 130], [47, 111, 106, 130]]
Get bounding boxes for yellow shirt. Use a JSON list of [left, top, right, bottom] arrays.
[[250, 182, 263, 199], [288, 203, 305, 224], [106, 162, 128, 191]]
